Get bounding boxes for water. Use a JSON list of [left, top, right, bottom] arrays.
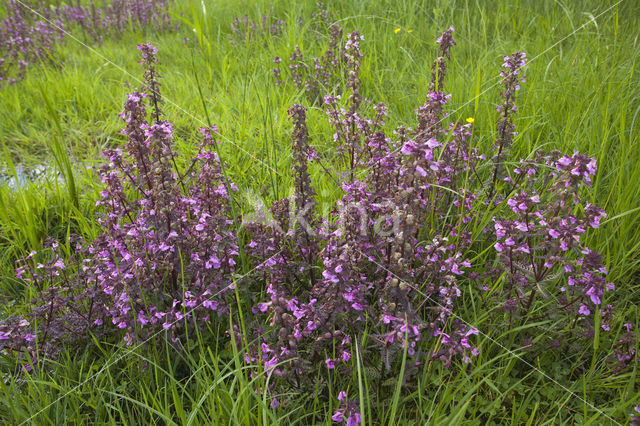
[[0, 163, 49, 189]]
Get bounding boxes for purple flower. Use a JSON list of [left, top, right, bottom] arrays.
[[270, 397, 280, 409], [346, 413, 361, 426]]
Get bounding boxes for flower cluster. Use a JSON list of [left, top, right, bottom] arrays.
[[229, 13, 286, 44], [273, 17, 345, 104], [415, 25, 456, 144], [138, 42, 162, 123], [611, 322, 638, 374], [490, 52, 527, 194], [0, 0, 174, 85], [272, 56, 283, 86], [322, 33, 389, 183], [332, 391, 360, 425], [310, 2, 332, 34]]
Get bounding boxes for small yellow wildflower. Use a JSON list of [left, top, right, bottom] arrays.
[[394, 28, 401, 34], [407, 30, 413, 33], [466, 117, 475, 123]]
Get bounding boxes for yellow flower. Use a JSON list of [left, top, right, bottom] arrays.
[[466, 117, 475, 123], [394, 28, 401, 34], [407, 30, 413, 33]]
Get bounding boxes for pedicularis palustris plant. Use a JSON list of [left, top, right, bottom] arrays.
[[1, 25, 635, 423], [0, 0, 174, 85], [273, 4, 346, 106]]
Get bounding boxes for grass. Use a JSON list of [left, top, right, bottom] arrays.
[[1, 0, 639, 423]]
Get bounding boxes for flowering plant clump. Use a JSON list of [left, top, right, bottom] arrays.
[[0, 24, 630, 423], [1, 45, 238, 364], [240, 29, 482, 410], [229, 12, 286, 45], [273, 14, 345, 104], [489, 152, 610, 327], [239, 26, 625, 415], [0, 0, 174, 85], [0, 0, 63, 85]]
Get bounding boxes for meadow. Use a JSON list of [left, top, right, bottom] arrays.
[[1, 0, 639, 424]]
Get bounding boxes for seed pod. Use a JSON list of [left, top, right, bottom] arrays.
[[399, 281, 409, 291]]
